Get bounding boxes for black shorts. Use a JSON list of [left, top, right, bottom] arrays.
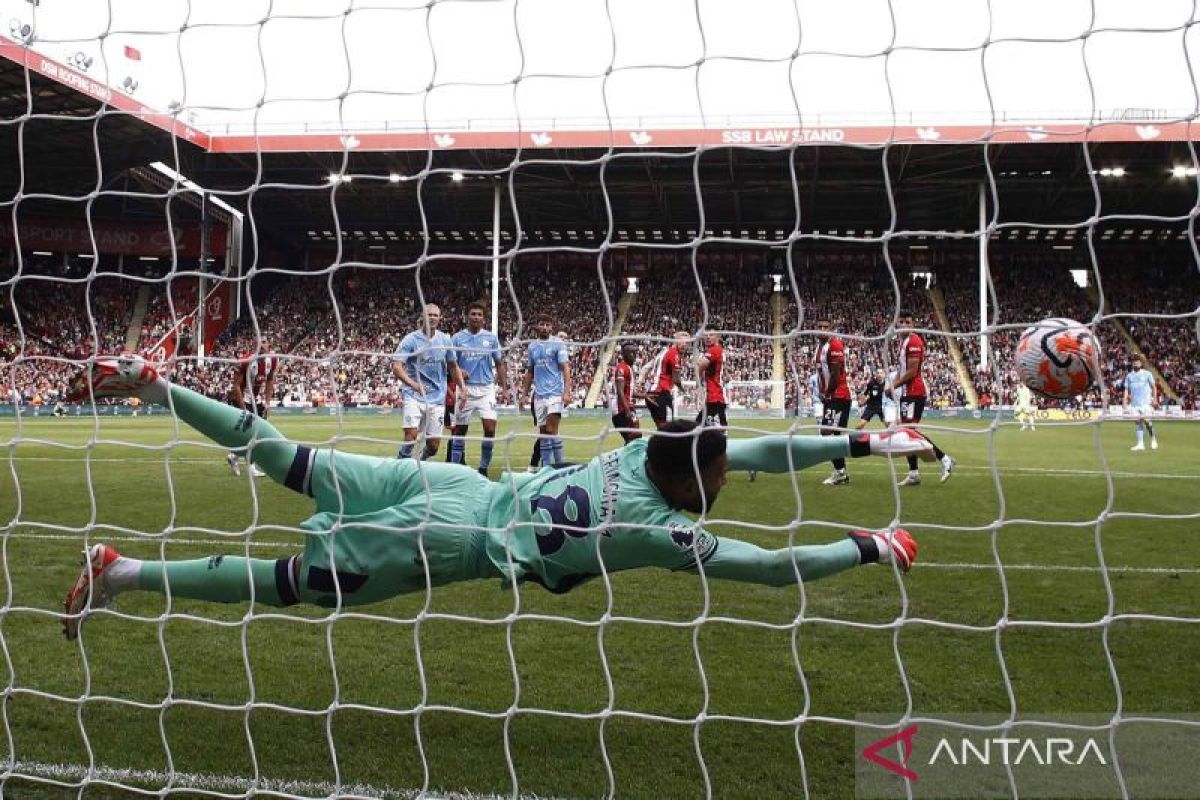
[[898, 396, 926, 424], [231, 398, 268, 420], [646, 390, 674, 423], [697, 402, 728, 428], [611, 412, 641, 439], [820, 398, 851, 434], [860, 405, 885, 422]]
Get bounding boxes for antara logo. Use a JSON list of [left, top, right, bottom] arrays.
[[862, 725, 1109, 782]]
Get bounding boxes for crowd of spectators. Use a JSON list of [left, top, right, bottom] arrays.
[[779, 257, 964, 413], [620, 251, 776, 408], [1, 262, 134, 406], [2, 248, 1195, 412], [938, 253, 1197, 410]]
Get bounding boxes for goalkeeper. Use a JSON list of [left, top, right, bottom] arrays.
[[62, 356, 931, 640]]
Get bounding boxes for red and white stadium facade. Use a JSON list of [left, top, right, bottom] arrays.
[[2, 33, 1194, 154]]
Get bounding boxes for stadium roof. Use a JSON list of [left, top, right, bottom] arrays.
[[5, 0, 1200, 154], [4, 37, 1200, 257]]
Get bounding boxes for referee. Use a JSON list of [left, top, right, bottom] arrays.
[[856, 368, 887, 430]]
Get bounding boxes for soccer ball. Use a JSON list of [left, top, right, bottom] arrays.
[[1015, 318, 1101, 400]]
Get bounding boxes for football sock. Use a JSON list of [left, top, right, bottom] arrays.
[[530, 441, 541, 468], [539, 437, 556, 468], [399, 442, 416, 459], [421, 443, 438, 460], [1136, 428, 1145, 445], [919, 432, 947, 461], [479, 437, 495, 470], [552, 438, 565, 465], [1145, 420, 1155, 438], [160, 383, 297, 482], [906, 455, 919, 472], [135, 555, 285, 606], [832, 457, 846, 471], [449, 430, 468, 464]]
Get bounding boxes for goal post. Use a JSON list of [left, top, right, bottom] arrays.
[[1, 2, 1199, 799]]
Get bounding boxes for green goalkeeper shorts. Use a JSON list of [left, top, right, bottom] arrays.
[[280, 447, 494, 607]]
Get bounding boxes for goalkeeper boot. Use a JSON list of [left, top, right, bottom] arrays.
[[250, 463, 266, 478], [226, 452, 242, 477], [66, 355, 160, 402], [939, 454, 956, 483], [822, 469, 850, 486], [63, 544, 122, 640], [896, 471, 921, 487], [849, 529, 917, 574]]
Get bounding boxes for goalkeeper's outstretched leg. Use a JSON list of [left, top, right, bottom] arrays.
[[63, 355, 492, 637]]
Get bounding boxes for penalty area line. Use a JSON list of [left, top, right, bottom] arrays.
[[922, 561, 1200, 575], [6, 760, 559, 800]]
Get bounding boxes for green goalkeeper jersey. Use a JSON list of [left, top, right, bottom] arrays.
[[483, 439, 717, 593], [480, 434, 862, 593], [295, 433, 861, 605]]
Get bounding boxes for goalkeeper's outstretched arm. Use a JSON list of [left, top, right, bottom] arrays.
[[725, 430, 936, 473], [689, 530, 916, 586]]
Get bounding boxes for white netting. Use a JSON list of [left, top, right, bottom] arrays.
[[2, 1, 1199, 798]]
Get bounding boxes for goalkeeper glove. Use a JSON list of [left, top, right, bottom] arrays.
[[849, 529, 917, 574]]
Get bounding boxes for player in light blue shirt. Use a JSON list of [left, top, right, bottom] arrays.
[[449, 301, 508, 473], [392, 304, 462, 460], [519, 313, 572, 467], [1122, 356, 1159, 451]]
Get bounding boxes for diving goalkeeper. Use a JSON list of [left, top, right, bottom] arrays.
[[62, 356, 932, 640]]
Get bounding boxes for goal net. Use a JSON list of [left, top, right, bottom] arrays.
[[1, 1, 1199, 798]]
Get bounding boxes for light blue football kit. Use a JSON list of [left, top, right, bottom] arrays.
[[393, 330, 456, 403], [1124, 369, 1155, 411], [449, 328, 503, 468], [528, 337, 568, 399], [453, 329, 502, 386], [392, 329, 456, 457], [527, 337, 570, 465]]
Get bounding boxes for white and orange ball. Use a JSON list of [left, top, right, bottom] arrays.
[[1015, 318, 1102, 400]]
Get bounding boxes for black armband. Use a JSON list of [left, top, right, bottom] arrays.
[[848, 531, 880, 565]]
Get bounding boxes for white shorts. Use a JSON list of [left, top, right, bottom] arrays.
[[1130, 404, 1152, 418], [402, 397, 445, 438], [533, 395, 564, 427], [454, 384, 498, 425]]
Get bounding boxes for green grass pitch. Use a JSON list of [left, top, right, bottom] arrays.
[[0, 413, 1197, 799]]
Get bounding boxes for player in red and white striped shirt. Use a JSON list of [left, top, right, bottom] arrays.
[[696, 333, 727, 428], [815, 321, 853, 486], [885, 311, 955, 486], [227, 344, 279, 478], [608, 343, 641, 444], [641, 332, 689, 429]]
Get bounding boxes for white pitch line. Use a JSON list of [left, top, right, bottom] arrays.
[[7, 761, 564, 800], [2, 532, 1196, 575], [921, 561, 1200, 575]]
